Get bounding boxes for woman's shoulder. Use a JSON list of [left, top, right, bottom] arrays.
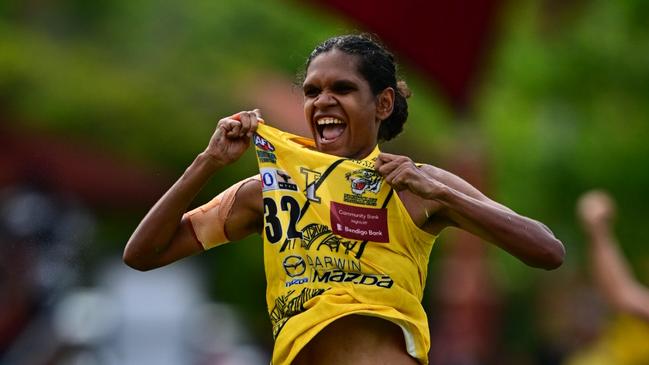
[[417, 163, 458, 185], [416, 163, 488, 202], [234, 174, 262, 199]]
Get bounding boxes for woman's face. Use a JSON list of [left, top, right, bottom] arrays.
[[302, 49, 384, 159]]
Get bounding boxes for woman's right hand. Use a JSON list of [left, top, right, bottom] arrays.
[[204, 109, 261, 167]]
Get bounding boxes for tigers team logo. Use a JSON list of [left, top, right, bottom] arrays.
[[345, 169, 382, 195]]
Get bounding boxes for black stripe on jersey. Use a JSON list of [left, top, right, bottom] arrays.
[[298, 158, 347, 223]]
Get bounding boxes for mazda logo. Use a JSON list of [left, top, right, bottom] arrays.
[[283, 255, 306, 277]]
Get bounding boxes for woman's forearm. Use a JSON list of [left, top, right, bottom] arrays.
[[123, 152, 223, 269], [123, 110, 261, 270]]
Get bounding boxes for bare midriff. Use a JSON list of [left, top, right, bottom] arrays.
[[292, 315, 420, 365]]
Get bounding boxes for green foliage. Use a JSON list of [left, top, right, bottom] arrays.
[[477, 0, 649, 351], [480, 0, 649, 271]]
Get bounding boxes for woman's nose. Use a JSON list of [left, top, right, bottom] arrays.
[[313, 92, 336, 108]]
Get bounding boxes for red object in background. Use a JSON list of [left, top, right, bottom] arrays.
[[306, 0, 501, 110], [0, 123, 169, 210]]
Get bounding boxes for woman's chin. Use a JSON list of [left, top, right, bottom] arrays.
[[316, 136, 347, 156]]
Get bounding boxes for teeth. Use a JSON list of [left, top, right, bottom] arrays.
[[317, 117, 344, 126]]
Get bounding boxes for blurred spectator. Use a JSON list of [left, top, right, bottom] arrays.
[[577, 191, 649, 321], [1, 194, 269, 365], [97, 259, 269, 365], [532, 269, 607, 365], [562, 190, 649, 365], [0, 184, 96, 363]]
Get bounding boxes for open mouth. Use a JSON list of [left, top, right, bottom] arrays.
[[316, 117, 347, 142]]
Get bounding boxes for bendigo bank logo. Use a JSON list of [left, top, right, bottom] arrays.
[[283, 255, 306, 277], [346, 169, 381, 195], [253, 134, 275, 151]]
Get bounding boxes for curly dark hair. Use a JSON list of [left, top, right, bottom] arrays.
[[304, 34, 412, 142]]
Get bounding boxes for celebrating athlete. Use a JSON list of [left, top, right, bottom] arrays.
[[124, 34, 565, 365]]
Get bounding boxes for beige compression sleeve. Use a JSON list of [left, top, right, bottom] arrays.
[[184, 175, 260, 250]]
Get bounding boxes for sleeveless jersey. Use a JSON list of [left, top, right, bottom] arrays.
[[253, 123, 438, 365]]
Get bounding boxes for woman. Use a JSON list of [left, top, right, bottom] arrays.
[[124, 34, 565, 365]]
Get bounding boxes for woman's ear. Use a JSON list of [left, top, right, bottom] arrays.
[[376, 87, 395, 121]]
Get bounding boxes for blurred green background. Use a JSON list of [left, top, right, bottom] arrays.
[[1, 0, 648, 364]]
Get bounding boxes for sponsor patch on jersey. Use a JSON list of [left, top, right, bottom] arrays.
[[312, 269, 393, 288], [343, 194, 377, 206], [330, 202, 389, 242], [256, 150, 277, 164], [253, 134, 275, 151], [345, 168, 382, 195], [283, 255, 306, 277], [285, 277, 309, 288], [348, 158, 375, 169], [261, 168, 298, 192], [343, 168, 382, 206]]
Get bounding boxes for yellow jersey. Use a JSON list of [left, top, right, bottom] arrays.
[[564, 314, 649, 365], [253, 123, 437, 364]]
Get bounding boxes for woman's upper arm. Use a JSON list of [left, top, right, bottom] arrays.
[[147, 177, 262, 270], [419, 164, 513, 212]]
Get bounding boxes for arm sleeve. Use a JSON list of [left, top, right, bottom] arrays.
[[183, 175, 260, 250]]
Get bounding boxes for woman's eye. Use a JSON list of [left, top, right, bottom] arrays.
[[303, 87, 319, 97], [332, 84, 355, 94]]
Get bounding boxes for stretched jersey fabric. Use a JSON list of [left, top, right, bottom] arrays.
[[253, 123, 438, 365]]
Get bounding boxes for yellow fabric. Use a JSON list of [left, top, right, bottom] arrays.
[[565, 314, 649, 365], [253, 123, 437, 365]]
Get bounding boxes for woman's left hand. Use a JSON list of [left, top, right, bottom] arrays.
[[375, 152, 445, 199]]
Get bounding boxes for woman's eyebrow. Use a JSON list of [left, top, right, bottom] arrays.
[[302, 79, 357, 91], [331, 80, 357, 88], [302, 83, 318, 92]]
